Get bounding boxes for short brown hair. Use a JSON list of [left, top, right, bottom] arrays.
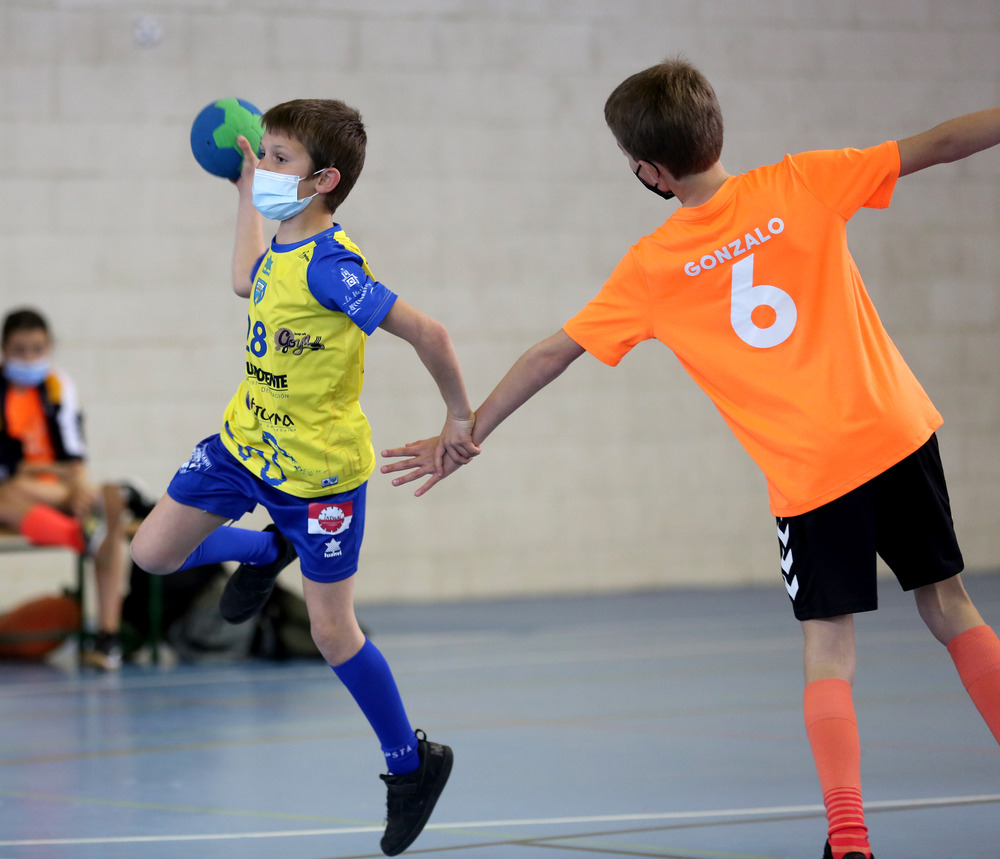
[[604, 58, 723, 179], [262, 99, 367, 214], [2, 308, 49, 349]]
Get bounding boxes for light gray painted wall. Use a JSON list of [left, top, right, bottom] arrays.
[[1, 0, 998, 605]]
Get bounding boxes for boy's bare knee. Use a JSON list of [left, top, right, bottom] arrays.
[[915, 574, 983, 644], [311, 618, 365, 666], [801, 615, 856, 684], [128, 534, 177, 576]]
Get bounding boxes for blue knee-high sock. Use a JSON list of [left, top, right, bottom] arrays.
[[177, 526, 279, 571], [333, 638, 419, 774]]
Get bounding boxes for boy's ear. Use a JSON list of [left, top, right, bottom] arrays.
[[316, 167, 342, 195]]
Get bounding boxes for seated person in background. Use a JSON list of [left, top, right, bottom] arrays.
[[0, 308, 131, 670]]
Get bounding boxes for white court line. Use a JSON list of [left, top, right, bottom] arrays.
[[0, 793, 998, 847]]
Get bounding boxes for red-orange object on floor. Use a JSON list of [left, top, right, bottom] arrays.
[[0, 594, 81, 658]]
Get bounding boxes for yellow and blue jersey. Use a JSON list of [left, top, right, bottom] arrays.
[[220, 225, 397, 497]]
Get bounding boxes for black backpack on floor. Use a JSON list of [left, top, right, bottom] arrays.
[[251, 585, 324, 661], [122, 561, 322, 662]]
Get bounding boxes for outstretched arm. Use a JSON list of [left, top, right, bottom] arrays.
[[378, 299, 478, 464], [897, 107, 1000, 177], [231, 135, 267, 298], [382, 329, 585, 495], [471, 328, 585, 444]]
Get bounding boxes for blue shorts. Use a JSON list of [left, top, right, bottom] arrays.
[[167, 434, 367, 583]]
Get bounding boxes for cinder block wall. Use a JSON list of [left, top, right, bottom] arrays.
[[1, 0, 998, 605]]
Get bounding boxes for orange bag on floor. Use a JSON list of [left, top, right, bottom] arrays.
[[0, 594, 81, 658]]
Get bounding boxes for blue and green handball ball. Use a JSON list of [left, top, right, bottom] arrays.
[[189, 98, 263, 180]]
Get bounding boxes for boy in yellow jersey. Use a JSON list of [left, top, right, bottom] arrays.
[[131, 99, 478, 856], [382, 59, 1000, 859]]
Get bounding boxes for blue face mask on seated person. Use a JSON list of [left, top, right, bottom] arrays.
[[3, 358, 50, 388], [634, 164, 675, 200], [251, 167, 327, 221]]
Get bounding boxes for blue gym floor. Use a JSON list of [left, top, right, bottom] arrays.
[[1, 572, 999, 859]]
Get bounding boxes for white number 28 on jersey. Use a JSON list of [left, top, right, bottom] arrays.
[[730, 253, 797, 348]]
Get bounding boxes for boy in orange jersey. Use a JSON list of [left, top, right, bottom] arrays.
[[381, 59, 1000, 859]]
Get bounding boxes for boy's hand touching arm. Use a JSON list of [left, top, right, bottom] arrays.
[[231, 135, 267, 298], [378, 299, 479, 466], [379, 438, 466, 496], [382, 329, 585, 496], [898, 107, 1000, 177]]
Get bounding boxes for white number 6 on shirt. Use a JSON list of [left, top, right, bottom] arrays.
[[730, 253, 797, 348]]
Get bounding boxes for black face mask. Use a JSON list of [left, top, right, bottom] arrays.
[[634, 164, 675, 200]]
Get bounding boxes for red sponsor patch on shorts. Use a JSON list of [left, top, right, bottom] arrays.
[[307, 502, 353, 535]]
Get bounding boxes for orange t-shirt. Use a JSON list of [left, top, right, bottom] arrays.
[[5, 385, 56, 464], [563, 141, 941, 517], [0, 371, 83, 482]]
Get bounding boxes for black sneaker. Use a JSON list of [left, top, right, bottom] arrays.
[[82, 631, 123, 671], [379, 730, 453, 856], [823, 841, 873, 859], [219, 524, 297, 624]]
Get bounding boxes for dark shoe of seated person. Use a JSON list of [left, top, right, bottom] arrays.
[[82, 631, 122, 671], [219, 524, 297, 624]]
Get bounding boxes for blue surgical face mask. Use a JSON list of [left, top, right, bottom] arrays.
[[3, 357, 50, 388], [251, 167, 326, 221]]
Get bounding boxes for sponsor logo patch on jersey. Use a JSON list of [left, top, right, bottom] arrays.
[[274, 327, 325, 354], [179, 441, 212, 473], [253, 276, 267, 305], [308, 502, 353, 536]]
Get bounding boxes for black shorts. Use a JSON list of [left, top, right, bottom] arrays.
[[776, 434, 964, 621]]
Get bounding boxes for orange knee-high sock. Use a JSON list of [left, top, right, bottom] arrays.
[[804, 678, 871, 859], [947, 624, 1000, 744], [19, 504, 86, 554]]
